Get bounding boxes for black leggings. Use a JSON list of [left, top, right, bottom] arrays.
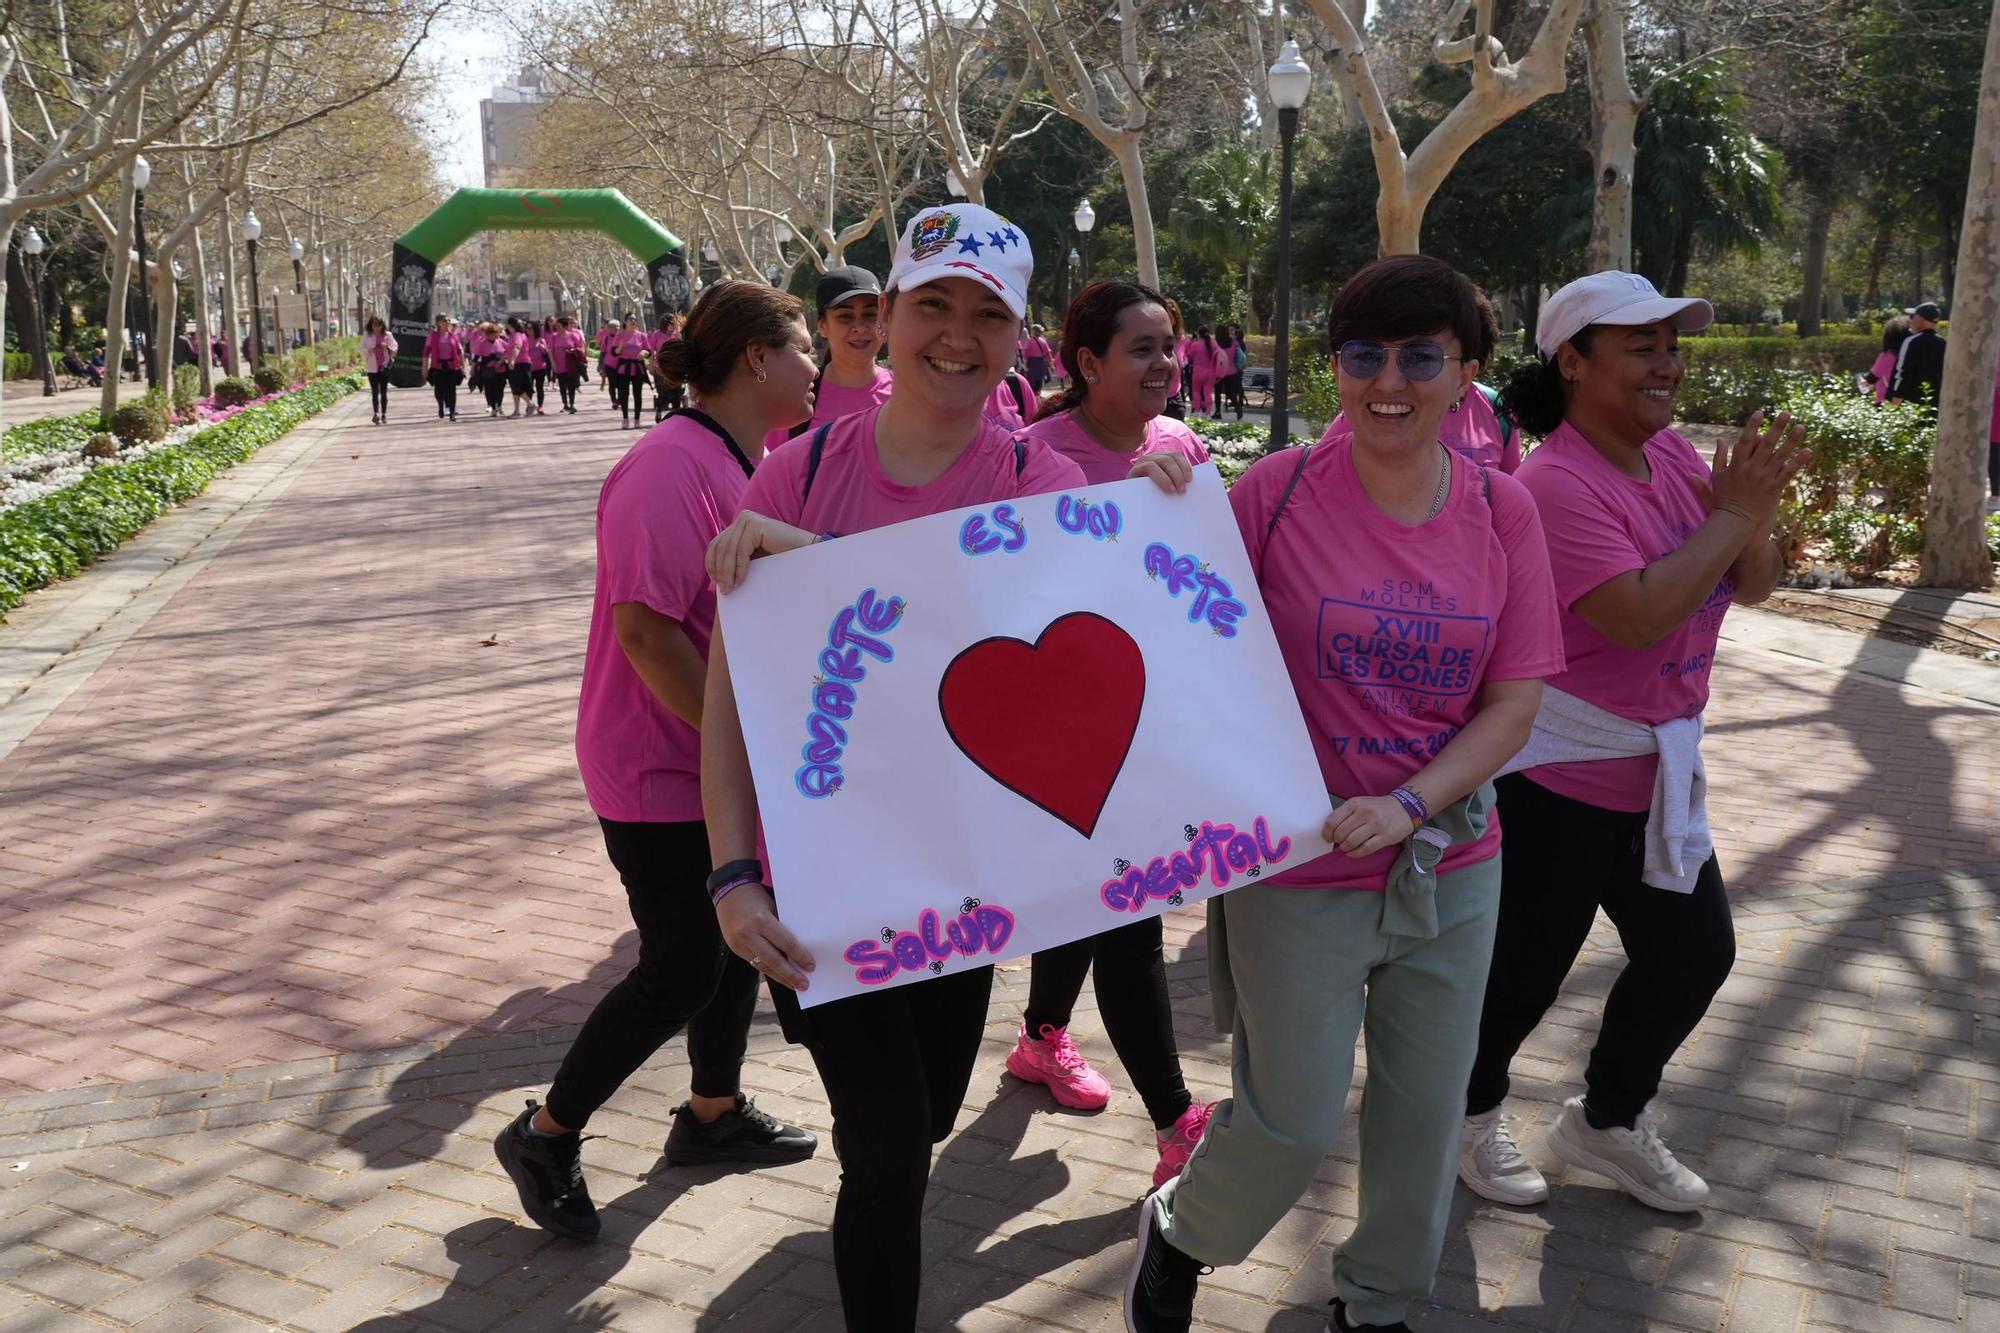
[[429, 370, 457, 416], [367, 370, 389, 415], [532, 369, 547, 407], [778, 965, 991, 1331], [1988, 440, 1999, 496], [613, 368, 646, 418], [556, 371, 580, 410], [1023, 918, 1192, 1130], [542, 818, 760, 1131], [1465, 773, 1736, 1130], [482, 371, 506, 412]]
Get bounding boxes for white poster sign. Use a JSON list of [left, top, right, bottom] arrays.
[[720, 464, 1331, 1007]]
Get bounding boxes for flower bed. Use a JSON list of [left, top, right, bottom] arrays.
[[0, 372, 362, 616]]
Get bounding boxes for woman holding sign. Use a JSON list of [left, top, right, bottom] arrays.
[[1455, 272, 1804, 1215], [1125, 255, 1564, 1333], [1011, 279, 1215, 1183], [492, 280, 821, 1245], [700, 204, 1194, 1331]]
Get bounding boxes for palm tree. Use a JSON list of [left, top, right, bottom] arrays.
[[1169, 142, 1276, 329], [1633, 59, 1785, 296]]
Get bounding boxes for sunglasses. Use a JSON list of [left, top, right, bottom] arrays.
[[1336, 340, 1468, 383]]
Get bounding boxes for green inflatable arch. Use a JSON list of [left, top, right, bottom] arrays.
[[385, 187, 688, 387]]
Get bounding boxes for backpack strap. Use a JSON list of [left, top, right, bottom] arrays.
[[1263, 445, 1314, 544], [1474, 382, 1514, 450], [802, 422, 835, 505], [1013, 437, 1027, 475], [1008, 372, 1029, 418]]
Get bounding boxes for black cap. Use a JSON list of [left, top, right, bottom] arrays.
[[816, 266, 881, 315], [1906, 301, 1943, 320]]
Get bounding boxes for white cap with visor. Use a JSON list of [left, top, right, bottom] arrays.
[[1537, 270, 1714, 359]]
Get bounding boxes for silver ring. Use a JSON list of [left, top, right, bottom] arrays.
[[749, 955, 765, 971]]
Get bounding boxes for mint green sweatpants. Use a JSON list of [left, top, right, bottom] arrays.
[[1154, 860, 1502, 1328]]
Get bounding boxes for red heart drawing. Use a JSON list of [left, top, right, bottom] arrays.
[[937, 612, 1145, 837]]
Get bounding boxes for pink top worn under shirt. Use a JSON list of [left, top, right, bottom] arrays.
[[574, 409, 757, 823], [1319, 384, 1522, 474], [361, 332, 398, 373], [1230, 439, 1564, 891], [761, 364, 895, 455], [1017, 408, 1209, 486], [422, 331, 462, 369], [1514, 422, 1731, 812]]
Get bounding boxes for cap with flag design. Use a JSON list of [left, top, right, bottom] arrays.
[[886, 203, 1033, 321]]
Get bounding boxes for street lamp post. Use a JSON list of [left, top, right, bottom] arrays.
[[133, 155, 157, 388], [1073, 199, 1095, 284], [170, 259, 186, 368], [21, 226, 56, 396], [242, 209, 264, 366], [1266, 38, 1313, 451]]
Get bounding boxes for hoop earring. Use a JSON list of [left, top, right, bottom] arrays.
[[1450, 396, 1462, 413], [755, 363, 766, 383]]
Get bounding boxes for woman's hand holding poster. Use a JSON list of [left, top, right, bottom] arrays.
[[719, 464, 1330, 1007]]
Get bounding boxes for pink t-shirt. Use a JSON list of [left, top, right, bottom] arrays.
[[549, 329, 586, 374], [575, 410, 757, 822], [521, 336, 549, 371], [1019, 336, 1054, 367], [1018, 408, 1209, 486], [470, 333, 509, 365], [1208, 341, 1239, 379], [362, 332, 398, 372], [762, 364, 894, 454], [422, 331, 462, 368], [609, 330, 650, 372], [1231, 440, 1564, 891], [740, 404, 1084, 538], [1187, 340, 1219, 382], [1868, 350, 1896, 403], [1319, 385, 1521, 474], [983, 373, 1039, 430], [1514, 423, 1731, 812]]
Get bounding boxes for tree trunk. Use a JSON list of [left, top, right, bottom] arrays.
[[188, 220, 214, 395], [1938, 191, 1957, 300], [1797, 198, 1834, 337], [0, 218, 13, 431], [100, 175, 137, 420], [5, 242, 52, 390], [1666, 212, 1695, 297], [1919, 0, 2000, 590], [1114, 137, 1160, 290], [218, 214, 242, 378], [1582, 0, 1639, 272], [1378, 190, 1423, 256], [1864, 223, 1891, 306]]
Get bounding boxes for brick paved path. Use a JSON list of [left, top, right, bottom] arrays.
[[1, 386, 1996, 1329]]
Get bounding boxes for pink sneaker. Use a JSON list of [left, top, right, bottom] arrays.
[[1005, 1023, 1112, 1109], [1153, 1100, 1215, 1187]]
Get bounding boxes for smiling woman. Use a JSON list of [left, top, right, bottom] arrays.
[[1462, 270, 1809, 1218]]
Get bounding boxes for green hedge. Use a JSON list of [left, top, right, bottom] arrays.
[[4, 351, 32, 380], [0, 372, 362, 615], [1774, 382, 1936, 573]]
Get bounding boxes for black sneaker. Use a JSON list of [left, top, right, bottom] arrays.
[[1326, 1298, 1411, 1332], [1124, 1191, 1207, 1331], [494, 1100, 600, 1240], [662, 1095, 817, 1167]]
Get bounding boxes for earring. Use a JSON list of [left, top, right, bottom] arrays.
[[1087, 375, 1098, 384], [1450, 396, 1461, 413], [755, 364, 766, 383]]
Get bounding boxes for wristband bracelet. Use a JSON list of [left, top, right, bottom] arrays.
[[705, 858, 763, 895], [1389, 786, 1429, 828], [710, 875, 760, 907]]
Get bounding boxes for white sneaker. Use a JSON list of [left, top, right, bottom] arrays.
[[1459, 1107, 1549, 1205], [1546, 1096, 1708, 1212]]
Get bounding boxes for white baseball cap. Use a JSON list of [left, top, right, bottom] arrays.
[[886, 203, 1033, 320], [1537, 270, 1714, 359]]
